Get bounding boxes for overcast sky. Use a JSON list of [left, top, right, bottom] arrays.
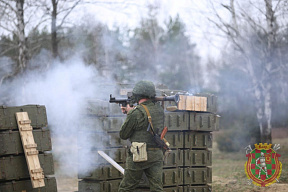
[[0, 0, 228, 60], [67, 0, 228, 60]]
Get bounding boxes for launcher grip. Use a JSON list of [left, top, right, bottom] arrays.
[[161, 126, 168, 139]]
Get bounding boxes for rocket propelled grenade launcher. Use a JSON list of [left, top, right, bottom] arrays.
[[109, 93, 180, 107]]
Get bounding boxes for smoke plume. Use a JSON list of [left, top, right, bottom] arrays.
[[0, 55, 117, 177]]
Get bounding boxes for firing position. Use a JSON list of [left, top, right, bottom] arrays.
[[118, 80, 164, 192]]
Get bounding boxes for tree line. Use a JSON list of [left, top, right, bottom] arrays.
[[1, 0, 288, 149]]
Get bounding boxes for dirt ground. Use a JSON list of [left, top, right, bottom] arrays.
[[55, 177, 288, 192], [55, 137, 288, 192], [56, 176, 78, 192], [213, 175, 288, 192]]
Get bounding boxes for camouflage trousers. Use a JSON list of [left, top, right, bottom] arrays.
[[118, 150, 163, 192]]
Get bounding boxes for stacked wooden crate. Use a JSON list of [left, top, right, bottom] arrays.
[[134, 91, 218, 192], [0, 105, 57, 192], [173, 92, 217, 191], [78, 90, 218, 192], [78, 100, 127, 192]]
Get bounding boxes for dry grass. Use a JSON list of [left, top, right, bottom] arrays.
[[55, 138, 288, 192]]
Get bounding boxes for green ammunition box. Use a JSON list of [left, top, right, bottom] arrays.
[[78, 131, 109, 149], [102, 116, 126, 132], [78, 179, 121, 192], [107, 132, 128, 147], [189, 113, 219, 131], [215, 114, 220, 131], [138, 168, 183, 188], [164, 93, 217, 114], [165, 132, 184, 148], [183, 167, 212, 185], [78, 163, 124, 180], [162, 167, 183, 187], [87, 148, 127, 164], [79, 90, 218, 191], [0, 177, 57, 192], [194, 93, 217, 114], [163, 186, 183, 192], [163, 100, 177, 111], [86, 100, 110, 117], [134, 186, 183, 192], [164, 149, 183, 168], [81, 116, 104, 131], [0, 129, 52, 156], [102, 148, 127, 163], [86, 100, 124, 116], [184, 132, 213, 149], [0, 153, 54, 181], [0, 105, 48, 130], [183, 184, 212, 192], [78, 131, 127, 149], [184, 149, 212, 167], [81, 115, 125, 132], [164, 112, 189, 131]]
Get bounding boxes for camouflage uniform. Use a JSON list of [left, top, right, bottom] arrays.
[[118, 100, 164, 192]]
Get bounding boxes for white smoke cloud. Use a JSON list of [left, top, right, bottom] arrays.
[[0, 57, 15, 86], [1, 56, 118, 177]]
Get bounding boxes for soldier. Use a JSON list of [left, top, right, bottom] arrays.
[[118, 80, 164, 192]]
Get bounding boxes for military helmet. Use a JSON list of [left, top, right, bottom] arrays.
[[132, 80, 156, 98]]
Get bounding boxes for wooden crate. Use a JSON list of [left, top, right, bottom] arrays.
[[177, 95, 207, 112]]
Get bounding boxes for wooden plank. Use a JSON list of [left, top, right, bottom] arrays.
[[185, 96, 194, 111], [177, 95, 187, 110], [185, 96, 207, 112], [21, 126, 33, 131], [31, 168, 43, 173], [27, 150, 39, 155], [199, 96, 207, 111], [19, 120, 32, 125], [201, 97, 207, 112], [25, 143, 38, 149], [16, 112, 45, 188]]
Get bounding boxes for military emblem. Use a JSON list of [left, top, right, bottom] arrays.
[[244, 143, 282, 187]]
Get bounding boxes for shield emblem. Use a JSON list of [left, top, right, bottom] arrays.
[[245, 143, 282, 187]]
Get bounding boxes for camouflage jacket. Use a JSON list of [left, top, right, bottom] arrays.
[[120, 100, 164, 148]]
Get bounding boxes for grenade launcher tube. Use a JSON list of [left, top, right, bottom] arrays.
[[109, 94, 180, 106]]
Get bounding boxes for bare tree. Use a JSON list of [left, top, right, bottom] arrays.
[[29, 0, 82, 59], [0, 0, 83, 80], [50, 0, 81, 58], [0, 0, 28, 75], [0, 0, 52, 85], [44, 0, 132, 59], [208, 0, 287, 143]]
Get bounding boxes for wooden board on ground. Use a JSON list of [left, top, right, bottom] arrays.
[[15, 112, 45, 188]]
